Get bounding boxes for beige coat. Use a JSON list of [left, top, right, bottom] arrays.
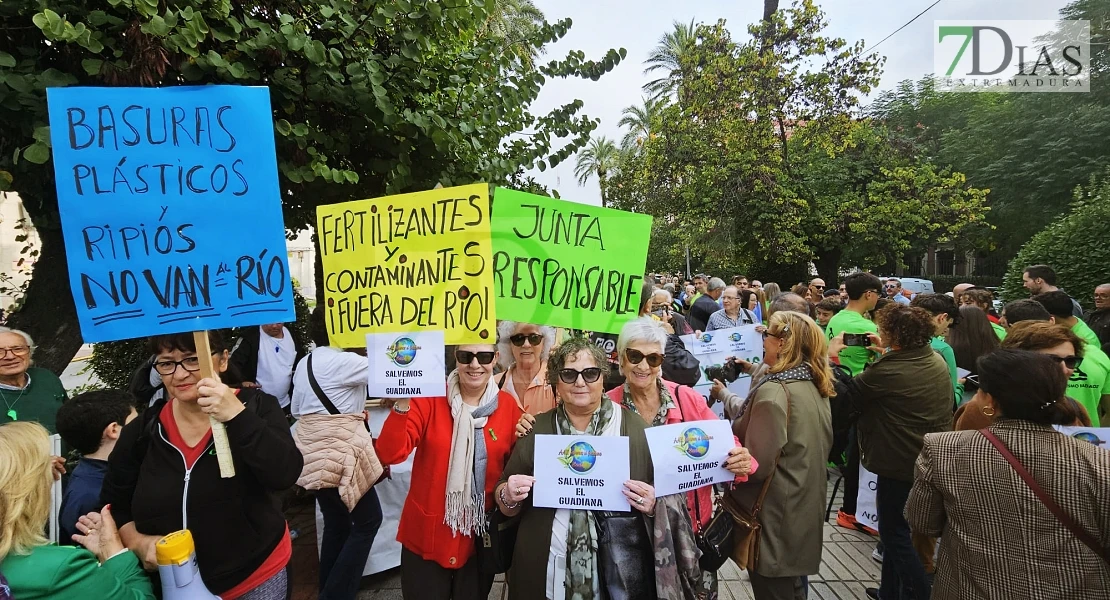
[[729, 377, 833, 577], [294, 414, 383, 511]]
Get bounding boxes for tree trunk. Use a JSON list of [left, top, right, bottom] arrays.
[[760, 0, 780, 55], [313, 229, 325, 307], [5, 221, 83, 375], [813, 248, 842, 288]]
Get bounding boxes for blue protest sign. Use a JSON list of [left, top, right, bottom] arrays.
[[46, 86, 294, 342]]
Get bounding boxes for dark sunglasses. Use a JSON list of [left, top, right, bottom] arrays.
[[455, 350, 496, 365], [1047, 355, 1082, 370], [761, 331, 782, 340], [558, 367, 602, 384], [812, 285, 825, 289], [509, 333, 544, 347], [625, 348, 663, 367]]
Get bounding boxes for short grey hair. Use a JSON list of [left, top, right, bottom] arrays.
[[652, 288, 673, 304], [767, 293, 810, 320], [616, 317, 668, 374], [707, 277, 727, 292], [546, 336, 610, 389], [495, 321, 557, 371], [0, 327, 34, 354]]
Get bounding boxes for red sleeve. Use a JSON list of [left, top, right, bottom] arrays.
[[375, 397, 432, 465], [677, 385, 718, 422]]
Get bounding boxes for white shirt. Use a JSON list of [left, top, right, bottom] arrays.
[[255, 326, 296, 408], [291, 346, 368, 416], [546, 407, 623, 599]]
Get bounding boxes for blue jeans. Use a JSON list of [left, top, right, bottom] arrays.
[[317, 487, 383, 600], [876, 475, 930, 600]]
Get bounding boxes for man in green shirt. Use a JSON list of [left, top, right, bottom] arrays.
[[0, 328, 69, 434], [826, 272, 882, 376], [1035, 291, 1102, 349], [911, 293, 964, 405], [1069, 343, 1110, 427]]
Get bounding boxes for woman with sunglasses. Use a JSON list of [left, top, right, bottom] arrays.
[[729, 312, 835, 599], [496, 336, 699, 599], [100, 331, 304, 599], [376, 343, 523, 599], [952, 322, 1092, 430], [606, 317, 755, 598], [495, 321, 556, 415]]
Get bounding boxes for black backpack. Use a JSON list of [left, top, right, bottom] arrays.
[[827, 363, 858, 465]]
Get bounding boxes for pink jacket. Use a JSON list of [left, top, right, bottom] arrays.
[[607, 378, 756, 532]]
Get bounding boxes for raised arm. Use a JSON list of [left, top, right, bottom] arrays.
[[375, 397, 431, 465]]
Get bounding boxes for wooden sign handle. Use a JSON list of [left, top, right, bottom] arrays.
[[193, 331, 236, 478]]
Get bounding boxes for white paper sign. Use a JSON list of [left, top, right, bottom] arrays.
[[956, 367, 971, 380], [681, 325, 763, 416], [366, 330, 446, 398], [644, 419, 735, 496], [532, 434, 631, 511], [856, 464, 879, 531], [1055, 426, 1110, 448]]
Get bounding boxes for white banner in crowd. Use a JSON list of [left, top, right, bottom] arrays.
[[644, 419, 735, 496], [680, 325, 763, 416], [532, 434, 631, 511], [365, 330, 446, 398], [1054, 426, 1110, 446], [856, 465, 879, 532]]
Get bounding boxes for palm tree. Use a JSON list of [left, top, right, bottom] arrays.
[[481, 0, 546, 69], [618, 96, 665, 149], [643, 19, 697, 100], [574, 136, 620, 206]]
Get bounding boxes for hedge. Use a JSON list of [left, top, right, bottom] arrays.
[[1000, 169, 1110, 309]]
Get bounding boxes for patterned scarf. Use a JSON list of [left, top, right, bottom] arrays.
[[555, 399, 614, 600], [740, 363, 814, 421], [444, 370, 499, 537], [621, 378, 676, 427]]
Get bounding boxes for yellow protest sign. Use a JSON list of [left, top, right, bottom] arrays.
[[316, 183, 495, 347]]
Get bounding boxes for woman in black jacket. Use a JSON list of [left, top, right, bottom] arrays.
[[101, 331, 303, 599]]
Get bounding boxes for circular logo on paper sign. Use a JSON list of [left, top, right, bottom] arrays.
[[1071, 431, 1105, 446], [674, 427, 713, 460], [699, 333, 713, 343], [728, 333, 742, 342], [386, 337, 420, 367], [559, 441, 600, 474]]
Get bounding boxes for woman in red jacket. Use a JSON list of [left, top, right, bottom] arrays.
[[377, 343, 523, 600]]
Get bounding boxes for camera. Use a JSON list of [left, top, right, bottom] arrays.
[[704, 361, 741, 383], [843, 333, 872, 347]]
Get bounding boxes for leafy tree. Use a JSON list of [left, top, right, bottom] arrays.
[[573, 136, 619, 206], [791, 120, 991, 284], [1001, 167, 1110, 309], [642, 19, 695, 100], [870, 3, 1110, 257], [618, 96, 665, 150], [0, 0, 626, 372]]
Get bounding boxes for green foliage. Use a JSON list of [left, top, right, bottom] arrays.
[[1001, 168, 1110, 308], [870, 2, 1110, 256], [642, 19, 696, 100], [87, 337, 148, 390], [573, 136, 619, 204]]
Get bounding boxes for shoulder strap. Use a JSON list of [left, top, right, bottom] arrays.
[[307, 353, 341, 415], [750, 381, 792, 517], [498, 371, 508, 390], [980, 428, 1110, 564]]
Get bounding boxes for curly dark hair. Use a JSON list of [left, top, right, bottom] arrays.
[[875, 305, 936, 351], [546, 336, 611, 390]]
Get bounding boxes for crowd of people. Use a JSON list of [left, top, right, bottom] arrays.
[[0, 262, 1108, 600]]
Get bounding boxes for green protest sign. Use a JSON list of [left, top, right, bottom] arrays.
[[490, 187, 653, 334]]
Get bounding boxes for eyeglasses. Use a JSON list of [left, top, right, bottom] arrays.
[[1047, 355, 1082, 370], [558, 367, 603, 384], [509, 333, 544, 347], [0, 346, 31, 358], [812, 285, 825, 290], [761, 331, 784, 340], [884, 284, 898, 289], [154, 356, 202, 375], [455, 350, 496, 365], [625, 349, 664, 367]]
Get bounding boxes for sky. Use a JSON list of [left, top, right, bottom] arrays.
[[527, 0, 1072, 205]]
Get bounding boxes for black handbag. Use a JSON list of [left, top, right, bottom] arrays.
[[475, 506, 519, 576], [694, 487, 734, 572], [595, 511, 655, 600]]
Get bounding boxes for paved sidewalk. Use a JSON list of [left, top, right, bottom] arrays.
[[288, 471, 880, 599]]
